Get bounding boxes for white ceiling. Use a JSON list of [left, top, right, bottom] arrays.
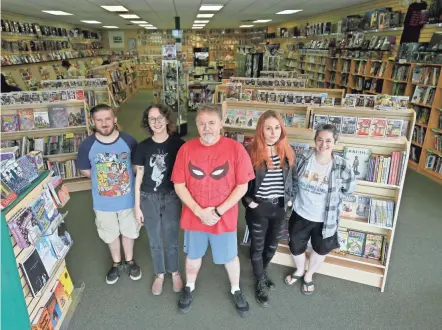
[[1, 0, 371, 30]]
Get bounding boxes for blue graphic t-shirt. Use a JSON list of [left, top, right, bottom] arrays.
[[76, 132, 137, 212]]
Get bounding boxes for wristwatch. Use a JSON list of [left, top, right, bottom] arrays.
[[214, 208, 222, 217]]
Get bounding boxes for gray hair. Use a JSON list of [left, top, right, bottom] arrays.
[[196, 104, 222, 120], [314, 124, 339, 142]]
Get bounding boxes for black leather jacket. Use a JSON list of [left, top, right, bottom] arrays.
[[242, 149, 296, 211]]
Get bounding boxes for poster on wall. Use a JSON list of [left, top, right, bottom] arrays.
[[128, 38, 137, 50], [108, 31, 125, 48]]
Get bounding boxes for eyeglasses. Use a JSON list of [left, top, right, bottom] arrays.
[[148, 116, 165, 124]]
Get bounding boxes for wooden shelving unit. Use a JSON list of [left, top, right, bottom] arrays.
[[221, 102, 415, 291], [1, 94, 92, 193]]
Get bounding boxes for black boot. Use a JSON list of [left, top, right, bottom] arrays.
[[264, 270, 275, 290], [255, 278, 270, 307]]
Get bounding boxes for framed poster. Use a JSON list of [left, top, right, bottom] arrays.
[[128, 38, 137, 50], [108, 31, 125, 48]]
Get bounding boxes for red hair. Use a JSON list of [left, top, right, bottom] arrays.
[[250, 110, 295, 169]]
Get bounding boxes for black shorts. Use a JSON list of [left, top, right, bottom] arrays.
[[288, 212, 339, 256]]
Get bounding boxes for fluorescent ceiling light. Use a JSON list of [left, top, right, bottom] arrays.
[[139, 24, 153, 27], [145, 27, 157, 29], [192, 27, 204, 29], [240, 25, 254, 28], [103, 26, 119, 28], [193, 24, 206, 27], [276, 10, 303, 15], [119, 14, 140, 19], [194, 20, 210, 23], [131, 21, 147, 24], [81, 20, 102, 24], [199, 5, 223, 11], [197, 14, 214, 18], [253, 19, 272, 23], [101, 6, 128, 12], [41, 10, 73, 16]]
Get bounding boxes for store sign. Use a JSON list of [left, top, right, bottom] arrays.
[[108, 31, 125, 48]]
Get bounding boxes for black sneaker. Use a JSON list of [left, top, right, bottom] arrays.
[[264, 270, 275, 290], [127, 260, 142, 281], [232, 289, 250, 317], [178, 287, 194, 314], [255, 279, 270, 307], [106, 262, 124, 285]]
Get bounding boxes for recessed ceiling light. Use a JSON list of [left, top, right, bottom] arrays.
[[253, 19, 272, 23], [81, 20, 102, 24], [101, 6, 128, 12], [41, 10, 73, 16], [145, 27, 157, 29], [139, 24, 153, 27], [192, 27, 204, 29], [240, 25, 254, 28], [197, 14, 214, 18], [276, 10, 303, 15], [103, 26, 119, 28], [119, 14, 140, 19], [199, 5, 223, 11], [194, 20, 209, 23], [131, 21, 147, 24]]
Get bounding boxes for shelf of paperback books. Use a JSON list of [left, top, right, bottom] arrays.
[[222, 102, 414, 291], [1, 91, 92, 192], [1, 167, 81, 329]]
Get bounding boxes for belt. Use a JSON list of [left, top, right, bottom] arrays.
[[256, 197, 283, 205]]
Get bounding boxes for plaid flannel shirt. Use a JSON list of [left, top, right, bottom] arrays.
[[292, 149, 356, 238]]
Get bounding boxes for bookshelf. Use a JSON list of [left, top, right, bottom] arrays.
[[1, 92, 92, 193], [1, 171, 83, 329], [221, 102, 415, 291]]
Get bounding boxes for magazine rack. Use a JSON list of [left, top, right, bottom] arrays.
[[1, 171, 83, 329], [221, 102, 415, 291]]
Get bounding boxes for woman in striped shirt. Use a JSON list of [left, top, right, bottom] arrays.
[[242, 110, 296, 307]]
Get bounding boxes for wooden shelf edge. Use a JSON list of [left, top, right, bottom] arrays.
[[64, 178, 91, 193]]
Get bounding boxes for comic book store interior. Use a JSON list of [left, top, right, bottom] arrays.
[[1, 0, 442, 329]]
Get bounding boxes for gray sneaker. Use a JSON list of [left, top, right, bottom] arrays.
[[127, 260, 142, 281], [106, 262, 124, 285]]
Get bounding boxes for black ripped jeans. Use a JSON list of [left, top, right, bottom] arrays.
[[245, 198, 286, 280]]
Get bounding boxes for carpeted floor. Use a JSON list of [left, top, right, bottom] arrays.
[[66, 90, 442, 330]]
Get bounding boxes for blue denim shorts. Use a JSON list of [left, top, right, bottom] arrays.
[[184, 230, 238, 265]]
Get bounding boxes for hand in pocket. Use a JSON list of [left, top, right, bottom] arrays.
[[249, 201, 259, 209]]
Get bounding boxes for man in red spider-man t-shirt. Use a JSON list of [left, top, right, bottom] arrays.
[[172, 104, 254, 317]]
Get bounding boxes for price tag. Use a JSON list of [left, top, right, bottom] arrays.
[[65, 133, 74, 138]]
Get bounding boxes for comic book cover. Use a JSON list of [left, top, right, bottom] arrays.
[[341, 194, 357, 218], [347, 230, 366, 257], [291, 113, 306, 128], [48, 105, 69, 128], [344, 147, 372, 180], [356, 117, 372, 136], [290, 141, 310, 152], [67, 107, 86, 126], [337, 229, 349, 254], [364, 233, 384, 260], [18, 109, 36, 130], [93, 150, 132, 197], [328, 115, 342, 132], [370, 118, 387, 137], [313, 114, 328, 131], [8, 207, 41, 248], [341, 116, 357, 134], [385, 119, 403, 137], [33, 111, 50, 129], [1, 114, 19, 132], [224, 109, 236, 126]]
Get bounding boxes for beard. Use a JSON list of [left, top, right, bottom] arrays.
[[95, 125, 115, 137], [200, 134, 217, 145]]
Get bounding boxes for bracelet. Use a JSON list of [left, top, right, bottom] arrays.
[[214, 208, 222, 217]]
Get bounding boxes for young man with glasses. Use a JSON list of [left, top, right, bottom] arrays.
[[77, 104, 142, 285], [133, 104, 185, 296]]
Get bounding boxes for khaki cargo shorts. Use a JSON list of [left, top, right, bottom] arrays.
[[94, 208, 140, 243]]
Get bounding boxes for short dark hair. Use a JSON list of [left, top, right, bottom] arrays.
[[314, 124, 339, 142], [61, 60, 71, 68], [90, 104, 114, 118], [196, 104, 222, 120], [141, 103, 176, 135]]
